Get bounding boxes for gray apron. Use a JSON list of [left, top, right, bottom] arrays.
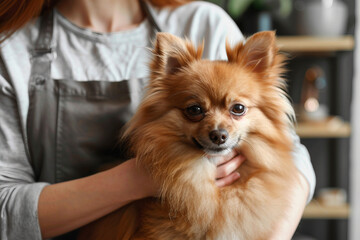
[[26, 3, 160, 239]]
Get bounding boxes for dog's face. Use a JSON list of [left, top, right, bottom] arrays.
[[127, 32, 291, 158], [164, 60, 262, 155]]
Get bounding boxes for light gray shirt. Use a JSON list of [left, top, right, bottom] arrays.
[[0, 2, 316, 239]]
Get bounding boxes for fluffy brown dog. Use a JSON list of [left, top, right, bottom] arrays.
[[78, 31, 298, 240]]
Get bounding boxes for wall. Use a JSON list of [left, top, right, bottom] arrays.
[[349, 0, 360, 239]]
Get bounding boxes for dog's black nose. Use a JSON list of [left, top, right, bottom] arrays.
[[209, 129, 228, 145]]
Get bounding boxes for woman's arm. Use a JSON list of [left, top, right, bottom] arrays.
[[38, 159, 156, 238], [38, 151, 245, 239], [0, 70, 244, 240], [0, 70, 49, 240], [0, 64, 156, 239]]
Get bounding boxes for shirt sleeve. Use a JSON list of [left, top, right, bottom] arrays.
[[290, 128, 316, 203], [0, 59, 49, 240]]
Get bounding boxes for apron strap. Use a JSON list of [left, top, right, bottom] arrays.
[[140, 1, 162, 37], [34, 10, 55, 56], [29, 10, 55, 85]]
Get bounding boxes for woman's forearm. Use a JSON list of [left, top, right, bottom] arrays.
[[38, 159, 156, 239], [38, 152, 243, 239]]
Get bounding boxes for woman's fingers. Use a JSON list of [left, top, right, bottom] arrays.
[[214, 149, 238, 166], [215, 172, 241, 187], [215, 154, 245, 179]]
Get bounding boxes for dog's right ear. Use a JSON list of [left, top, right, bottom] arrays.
[[226, 31, 278, 73], [151, 33, 203, 76]]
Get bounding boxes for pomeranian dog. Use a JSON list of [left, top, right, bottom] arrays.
[[78, 31, 298, 240]]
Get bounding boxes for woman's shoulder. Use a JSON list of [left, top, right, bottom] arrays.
[[0, 17, 40, 91], [0, 16, 40, 66], [151, 1, 244, 60], [1, 16, 40, 53], [154, 1, 231, 23]]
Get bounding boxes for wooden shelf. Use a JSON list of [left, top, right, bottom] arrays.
[[295, 117, 351, 138], [303, 201, 350, 219], [277, 35, 354, 52]]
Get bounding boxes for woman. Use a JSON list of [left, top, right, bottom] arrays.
[[0, 0, 315, 239]]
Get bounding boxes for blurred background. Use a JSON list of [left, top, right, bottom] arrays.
[[206, 0, 358, 239]]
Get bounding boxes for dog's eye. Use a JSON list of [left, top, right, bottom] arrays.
[[184, 105, 205, 121], [231, 104, 247, 116]]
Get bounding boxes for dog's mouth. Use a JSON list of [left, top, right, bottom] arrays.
[[192, 137, 238, 155]]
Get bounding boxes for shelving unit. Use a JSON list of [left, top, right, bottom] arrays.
[[277, 35, 354, 139], [296, 117, 351, 138], [303, 201, 350, 219], [276, 35, 355, 52], [277, 36, 354, 235]]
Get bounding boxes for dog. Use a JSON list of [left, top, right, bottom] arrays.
[[78, 31, 299, 240]]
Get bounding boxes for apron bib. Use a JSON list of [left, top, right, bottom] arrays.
[[27, 75, 133, 183], [27, 4, 160, 184], [26, 4, 160, 239]]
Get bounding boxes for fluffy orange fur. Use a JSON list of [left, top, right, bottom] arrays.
[[78, 31, 298, 240]]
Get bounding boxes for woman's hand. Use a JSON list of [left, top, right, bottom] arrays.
[[209, 150, 246, 187], [135, 149, 246, 199], [134, 149, 246, 200]]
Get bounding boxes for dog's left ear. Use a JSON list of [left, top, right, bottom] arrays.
[[226, 31, 277, 73], [151, 33, 203, 75]]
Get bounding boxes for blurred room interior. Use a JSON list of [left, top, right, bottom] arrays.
[[207, 0, 358, 239]]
